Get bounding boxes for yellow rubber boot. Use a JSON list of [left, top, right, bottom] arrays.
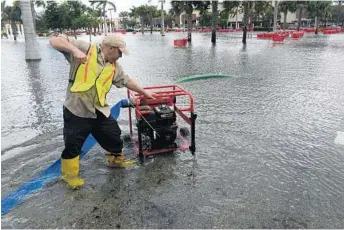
[[61, 155, 84, 189], [107, 152, 136, 168]]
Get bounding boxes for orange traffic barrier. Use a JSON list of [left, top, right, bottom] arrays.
[[174, 39, 187, 47]]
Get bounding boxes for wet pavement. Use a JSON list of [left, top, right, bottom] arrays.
[[1, 32, 344, 228]]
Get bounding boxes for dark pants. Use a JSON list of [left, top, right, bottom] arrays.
[[62, 107, 123, 159]]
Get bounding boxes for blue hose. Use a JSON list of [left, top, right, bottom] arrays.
[[1, 99, 130, 216]]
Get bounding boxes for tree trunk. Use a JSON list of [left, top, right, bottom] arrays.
[[11, 22, 18, 41], [150, 13, 153, 34], [160, 0, 165, 36], [187, 13, 192, 42], [74, 29, 77, 39], [297, 7, 302, 31], [337, 2, 341, 26], [273, 0, 278, 32], [242, 25, 247, 44], [30, 0, 36, 32], [103, 5, 107, 36], [235, 7, 238, 29], [283, 11, 287, 30], [211, 0, 218, 44], [140, 17, 144, 34], [20, 0, 41, 61], [314, 16, 318, 34], [242, 2, 249, 44]]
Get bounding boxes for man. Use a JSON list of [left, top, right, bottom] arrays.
[[49, 34, 155, 189]]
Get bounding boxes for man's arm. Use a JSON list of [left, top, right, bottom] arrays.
[[113, 63, 155, 99], [49, 35, 86, 63], [125, 79, 155, 99]]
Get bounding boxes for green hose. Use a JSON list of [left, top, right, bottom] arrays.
[[176, 74, 237, 83]]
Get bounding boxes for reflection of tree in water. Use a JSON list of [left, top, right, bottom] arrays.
[[26, 62, 56, 134], [209, 45, 216, 69], [239, 44, 249, 71]]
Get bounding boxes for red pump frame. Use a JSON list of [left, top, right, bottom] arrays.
[[127, 84, 197, 156]]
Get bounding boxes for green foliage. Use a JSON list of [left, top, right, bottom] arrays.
[[35, 12, 48, 32], [219, 10, 230, 28], [42, 0, 100, 32], [44, 1, 61, 30], [7, 0, 342, 36], [119, 11, 129, 28], [199, 11, 212, 27], [307, 1, 332, 19], [1, 1, 22, 24]]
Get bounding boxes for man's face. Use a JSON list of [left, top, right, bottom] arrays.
[[103, 45, 122, 63]]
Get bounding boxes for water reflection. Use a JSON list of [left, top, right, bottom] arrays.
[[26, 61, 55, 134], [1, 33, 344, 228]]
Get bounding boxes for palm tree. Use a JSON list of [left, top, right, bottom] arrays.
[[242, 1, 252, 44], [1, 0, 7, 31], [296, 1, 309, 31], [90, 0, 116, 35], [136, 5, 149, 34], [307, 1, 326, 34], [129, 6, 139, 30], [278, 1, 297, 30], [322, 4, 332, 27], [145, 6, 157, 34], [159, 0, 165, 36], [223, 1, 252, 45], [85, 7, 102, 37], [272, 0, 279, 32], [335, 1, 343, 26], [222, 0, 240, 29], [67, 1, 88, 39], [119, 11, 129, 30], [192, 1, 212, 39], [31, 0, 46, 32], [170, 1, 201, 42], [2, 1, 22, 40], [211, 0, 218, 44], [19, 0, 41, 60]]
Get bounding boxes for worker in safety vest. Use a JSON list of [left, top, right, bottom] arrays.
[[49, 34, 156, 189]]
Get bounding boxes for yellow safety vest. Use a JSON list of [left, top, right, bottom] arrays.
[[70, 44, 115, 107]]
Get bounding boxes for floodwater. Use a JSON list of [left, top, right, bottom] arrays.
[[1, 31, 344, 228]]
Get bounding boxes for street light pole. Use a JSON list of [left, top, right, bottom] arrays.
[[235, 7, 238, 29], [148, 0, 153, 34], [109, 8, 113, 32], [273, 0, 279, 32], [160, 0, 165, 36]]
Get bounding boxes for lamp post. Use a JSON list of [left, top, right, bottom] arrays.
[[148, 0, 153, 34], [109, 8, 114, 32], [273, 0, 279, 32], [235, 7, 238, 29], [160, 0, 165, 36]]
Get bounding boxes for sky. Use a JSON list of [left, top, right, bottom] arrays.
[[3, 0, 172, 18], [4, 0, 337, 18]]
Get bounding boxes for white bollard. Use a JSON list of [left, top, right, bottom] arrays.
[[9, 25, 13, 39], [335, 131, 344, 145]]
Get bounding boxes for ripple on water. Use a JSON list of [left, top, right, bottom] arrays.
[[1, 33, 344, 228]]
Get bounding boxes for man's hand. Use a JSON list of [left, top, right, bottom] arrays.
[[126, 79, 158, 100], [49, 35, 86, 61], [144, 92, 157, 100], [73, 48, 86, 63]]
